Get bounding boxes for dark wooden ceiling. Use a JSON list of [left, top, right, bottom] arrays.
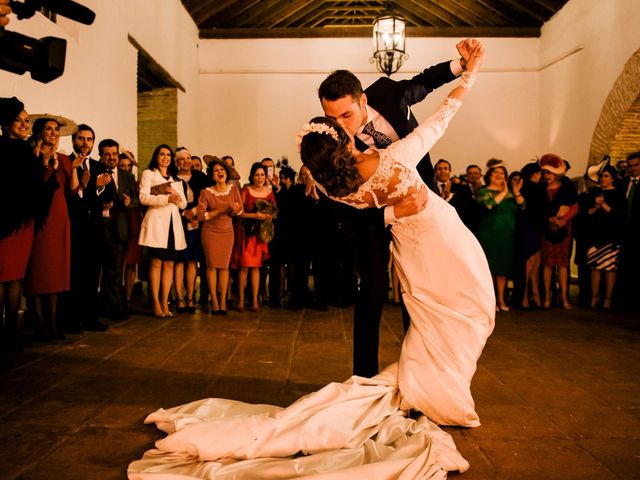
[[181, 0, 569, 39]]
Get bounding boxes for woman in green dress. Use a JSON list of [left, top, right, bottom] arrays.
[[476, 163, 525, 311]]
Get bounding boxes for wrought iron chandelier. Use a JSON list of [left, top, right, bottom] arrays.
[[371, 5, 407, 76]]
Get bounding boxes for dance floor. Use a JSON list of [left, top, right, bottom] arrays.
[[1, 300, 639, 479]]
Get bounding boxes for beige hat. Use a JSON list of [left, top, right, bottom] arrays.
[[29, 113, 78, 136], [203, 154, 240, 180]]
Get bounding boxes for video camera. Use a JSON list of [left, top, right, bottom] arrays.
[[0, 0, 95, 83]]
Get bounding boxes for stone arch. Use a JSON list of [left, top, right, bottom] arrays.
[[589, 48, 640, 166]]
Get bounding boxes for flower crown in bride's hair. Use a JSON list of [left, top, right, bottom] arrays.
[[296, 122, 340, 152]]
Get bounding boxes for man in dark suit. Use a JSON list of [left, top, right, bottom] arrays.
[[64, 124, 109, 332], [434, 158, 475, 230], [619, 152, 640, 310], [318, 41, 473, 377], [95, 138, 138, 320]]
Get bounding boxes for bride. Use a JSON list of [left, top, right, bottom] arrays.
[[129, 41, 493, 479]]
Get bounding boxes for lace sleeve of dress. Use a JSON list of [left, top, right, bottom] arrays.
[[383, 73, 474, 171]]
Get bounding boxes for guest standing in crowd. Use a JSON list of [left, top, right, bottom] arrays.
[[0, 98, 54, 350], [233, 162, 277, 312], [119, 152, 143, 312], [95, 139, 138, 320], [583, 165, 625, 309], [198, 157, 242, 314], [139, 144, 187, 318], [617, 152, 639, 311], [514, 161, 544, 308], [190, 155, 203, 173], [475, 163, 525, 311], [25, 116, 82, 340], [539, 153, 578, 310], [174, 147, 210, 313]]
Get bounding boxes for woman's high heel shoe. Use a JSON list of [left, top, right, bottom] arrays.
[[176, 299, 187, 313], [602, 297, 612, 310], [590, 296, 600, 309], [186, 297, 196, 313]]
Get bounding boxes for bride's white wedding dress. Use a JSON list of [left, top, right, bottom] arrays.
[[128, 81, 495, 480]]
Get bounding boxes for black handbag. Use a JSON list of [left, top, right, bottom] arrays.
[[243, 218, 259, 237]]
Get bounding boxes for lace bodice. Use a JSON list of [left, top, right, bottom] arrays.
[[320, 97, 463, 209]]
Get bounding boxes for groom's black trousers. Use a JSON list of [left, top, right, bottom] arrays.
[[348, 206, 394, 378]]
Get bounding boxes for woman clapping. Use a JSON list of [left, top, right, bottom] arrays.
[[138, 145, 187, 318], [197, 157, 242, 314]]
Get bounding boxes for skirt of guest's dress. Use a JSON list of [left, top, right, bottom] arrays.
[[541, 225, 573, 267], [202, 227, 233, 269], [147, 227, 183, 262], [25, 185, 71, 295], [586, 242, 621, 271], [0, 221, 34, 282]]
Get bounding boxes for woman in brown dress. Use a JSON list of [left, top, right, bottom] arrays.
[[197, 158, 242, 314]]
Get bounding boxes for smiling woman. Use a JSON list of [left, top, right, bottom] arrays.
[[24, 115, 82, 342], [138, 144, 188, 318]]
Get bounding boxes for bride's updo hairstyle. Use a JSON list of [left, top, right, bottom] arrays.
[[298, 116, 363, 197]]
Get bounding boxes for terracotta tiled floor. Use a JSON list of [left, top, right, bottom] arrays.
[[1, 302, 639, 479]]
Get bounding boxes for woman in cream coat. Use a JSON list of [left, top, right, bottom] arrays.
[[139, 144, 187, 317]]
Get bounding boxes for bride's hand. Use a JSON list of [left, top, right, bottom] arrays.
[[465, 41, 485, 74]]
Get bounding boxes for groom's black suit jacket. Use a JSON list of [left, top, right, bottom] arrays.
[[347, 60, 458, 378]]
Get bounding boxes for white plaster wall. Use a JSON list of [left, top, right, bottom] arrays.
[[198, 37, 540, 180], [539, 0, 640, 172], [0, 0, 200, 160]]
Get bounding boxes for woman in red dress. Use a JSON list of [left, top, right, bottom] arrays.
[[24, 116, 82, 340], [0, 98, 54, 351], [233, 162, 276, 311]]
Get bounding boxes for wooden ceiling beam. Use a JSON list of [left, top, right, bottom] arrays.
[[400, 0, 462, 27], [424, 0, 483, 26], [199, 25, 541, 39], [390, 1, 446, 27], [473, 0, 530, 26], [266, 0, 316, 28], [199, 0, 261, 29], [189, 0, 238, 26], [499, 0, 550, 23], [445, 0, 502, 26], [273, 2, 328, 28]]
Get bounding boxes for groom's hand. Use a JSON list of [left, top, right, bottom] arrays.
[[456, 38, 478, 69], [393, 185, 428, 219]]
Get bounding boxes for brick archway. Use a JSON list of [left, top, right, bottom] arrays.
[[589, 48, 640, 165]]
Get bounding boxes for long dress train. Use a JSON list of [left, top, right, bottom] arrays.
[[128, 78, 495, 479]]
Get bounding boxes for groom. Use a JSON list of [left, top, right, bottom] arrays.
[[318, 41, 475, 378]]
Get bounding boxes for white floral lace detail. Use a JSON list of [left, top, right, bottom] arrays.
[[435, 97, 462, 124], [207, 185, 233, 196]]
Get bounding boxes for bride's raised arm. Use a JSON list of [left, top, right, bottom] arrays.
[[385, 41, 485, 170]]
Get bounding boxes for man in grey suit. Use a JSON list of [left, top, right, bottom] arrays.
[[318, 40, 475, 377], [95, 138, 138, 319]]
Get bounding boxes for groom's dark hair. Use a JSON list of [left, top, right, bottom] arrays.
[[318, 70, 363, 101]]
